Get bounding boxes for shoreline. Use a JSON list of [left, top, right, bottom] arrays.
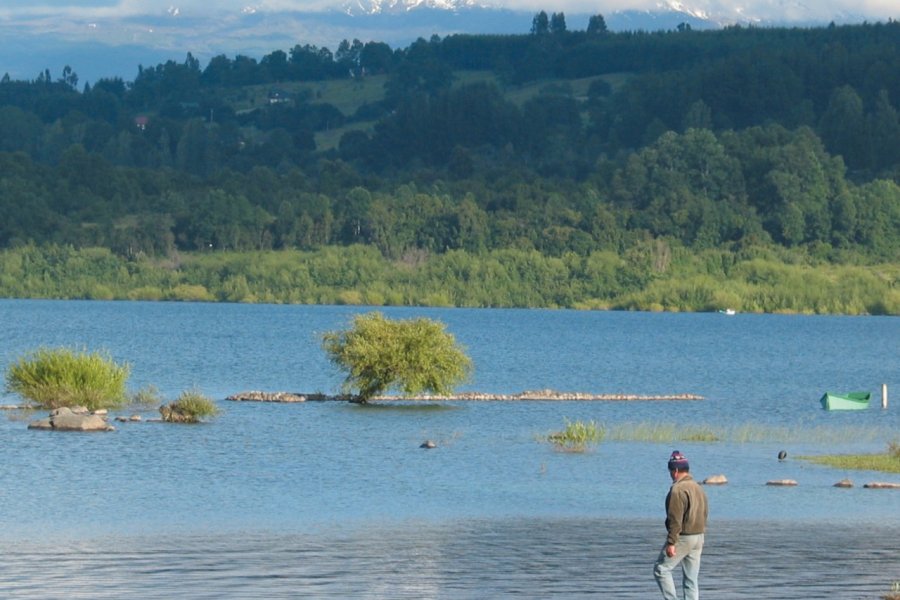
[[225, 389, 705, 402]]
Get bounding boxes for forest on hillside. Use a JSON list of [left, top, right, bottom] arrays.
[[0, 18, 898, 313]]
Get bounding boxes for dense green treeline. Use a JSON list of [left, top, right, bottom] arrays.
[[1, 244, 897, 315], [1, 125, 897, 260]]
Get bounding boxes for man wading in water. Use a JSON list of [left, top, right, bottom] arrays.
[[653, 450, 708, 600]]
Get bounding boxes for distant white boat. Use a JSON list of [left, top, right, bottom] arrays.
[[719, 308, 737, 315]]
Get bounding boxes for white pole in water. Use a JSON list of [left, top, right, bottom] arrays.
[[882, 384, 888, 409]]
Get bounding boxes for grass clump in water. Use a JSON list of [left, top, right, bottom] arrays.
[[798, 441, 900, 474], [130, 384, 163, 406], [545, 419, 605, 452], [728, 423, 886, 444], [606, 421, 890, 445], [160, 389, 220, 423], [5, 347, 130, 411], [609, 422, 719, 443]]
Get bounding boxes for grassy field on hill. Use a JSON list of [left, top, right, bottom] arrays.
[[220, 70, 630, 150]]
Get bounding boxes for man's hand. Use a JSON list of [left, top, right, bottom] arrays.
[[665, 544, 677, 557]]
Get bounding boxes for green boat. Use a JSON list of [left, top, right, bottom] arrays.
[[820, 391, 871, 410]]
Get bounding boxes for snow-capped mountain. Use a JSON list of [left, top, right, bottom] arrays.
[[652, 0, 866, 26], [333, 0, 862, 25], [342, 0, 485, 16], [659, 1, 711, 21], [339, 0, 712, 22]]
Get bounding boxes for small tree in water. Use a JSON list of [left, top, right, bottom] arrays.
[[322, 312, 472, 403]]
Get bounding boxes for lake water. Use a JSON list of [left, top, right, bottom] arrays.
[[1, 300, 898, 598]]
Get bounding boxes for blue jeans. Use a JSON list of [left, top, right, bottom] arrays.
[[653, 533, 704, 600]]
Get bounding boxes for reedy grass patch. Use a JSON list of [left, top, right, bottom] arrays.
[[130, 384, 163, 406], [607, 421, 890, 444], [727, 423, 889, 444], [161, 389, 220, 423], [609, 423, 719, 443], [5, 347, 130, 411], [798, 441, 900, 474], [544, 419, 605, 452], [889, 441, 900, 460], [628, 429, 900, 474], [798, 454, 900, 473]]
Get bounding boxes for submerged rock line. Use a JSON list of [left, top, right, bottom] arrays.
[[226, 389, 705, 403]]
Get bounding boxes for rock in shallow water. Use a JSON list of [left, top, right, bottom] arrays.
[[28, 407, 114, 431], [702, 474, 728, 485], [227, 391, 307, 402]]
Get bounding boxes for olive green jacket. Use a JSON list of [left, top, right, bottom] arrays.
[[665, 473, 708, 545]]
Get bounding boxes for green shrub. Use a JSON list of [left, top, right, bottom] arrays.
[[336, 289, 364, 305], [160, 389, 220, 423], [5, 347, 130, 410], [322, 312, 472, 402], [127, 286, 165, 301], [167, 284, 214, 302], [545, 419, 605, 452]]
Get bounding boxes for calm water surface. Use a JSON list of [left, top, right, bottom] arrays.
[[0, 300, 898, 598]]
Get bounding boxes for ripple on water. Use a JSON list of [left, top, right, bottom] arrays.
[[0, 518, 897, 599]]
